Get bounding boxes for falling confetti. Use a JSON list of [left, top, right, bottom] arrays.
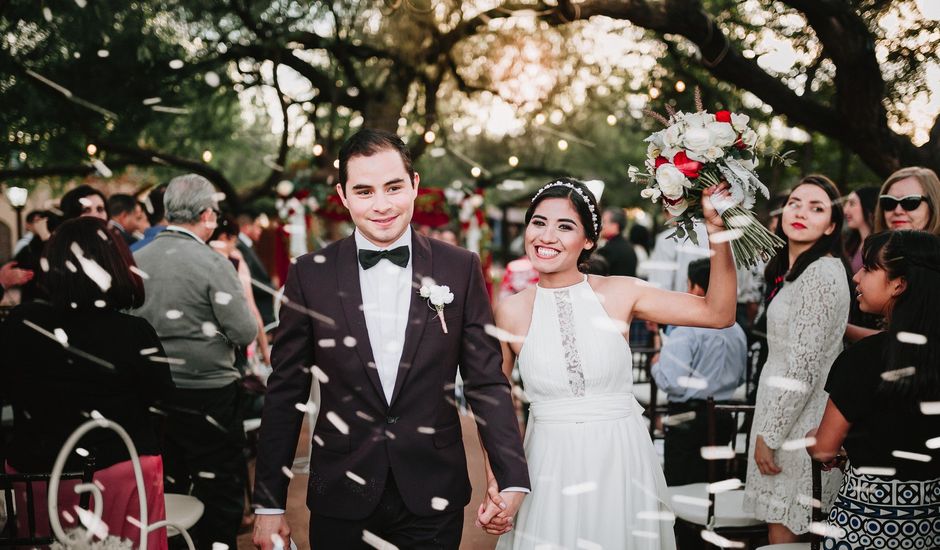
[[311, 366, 329, 383], [897, 331, 928, 345], [576, 538, 603, 549], [318, 338, 336, 348], [881, 366, 916, 381], [707, 478, 742, 494], [313, 255, 326, 264], [636, 510, 676, 521], [808, 522, 846, 539], [139, 347, 159, 355], [214, 291, 232, 305], [165, 309, 183, 319], [664, 411, 697, 426], [700, 530, 745, 548], [926, 436, 940, 449], [561, 481, 598, 496], [891, 450, 931, 462], [75, 447, 89, 457], [765, 375, 808, 393], [345, 471, 366, 485], [326, 411, 349, 434], [781, 437, 817, 451], [856, 466, 896, 476], [678, 376, 708, 390], [281, 466, 294, 479], [417, 426, 436, 434], [484, 324, 525, 344], [94, 299, 106, 308], [362, 530, 399, 550], [197, 471, 216, 479], [204, 71, 221, 87], [201, 322, 217, 336], [672, 494, 710, 508], [53, 328, 69, 346], [920, 401, 940, 415], [142, 97, 162, 105], [430, 497, 449, 511], [709, 228, 745, 243], [168, 59, 184, 69]]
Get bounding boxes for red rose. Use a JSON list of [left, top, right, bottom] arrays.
[[716, 110, 732, 123], [734, 136, 747, 150], [655, 156, 669, 168], [672, 151, 703, 179]]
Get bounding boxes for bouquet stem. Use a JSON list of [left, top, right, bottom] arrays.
[[719, 206, 785, 269]]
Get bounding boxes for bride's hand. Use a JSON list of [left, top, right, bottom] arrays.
[[701, 183, 730, 230]]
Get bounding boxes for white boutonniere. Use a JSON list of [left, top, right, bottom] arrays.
[[419, 279, 455, 334]]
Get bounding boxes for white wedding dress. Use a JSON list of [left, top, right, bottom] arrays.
[[497, 277, 676, 550]]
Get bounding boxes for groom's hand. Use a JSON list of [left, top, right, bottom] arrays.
[[477, 490, 525, 535], [252, 514, 291, 550]]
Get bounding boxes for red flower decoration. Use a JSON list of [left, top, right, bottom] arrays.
[[655, 156, 669, 169], [672, 151, 703, 179], [734, 136, 747, 150], [715, 110, 732, 123]]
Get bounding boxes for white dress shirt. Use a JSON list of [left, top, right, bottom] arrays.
[[356, 227, 413, 404]]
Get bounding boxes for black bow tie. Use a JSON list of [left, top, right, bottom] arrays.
[[358, 246, 410, 269]]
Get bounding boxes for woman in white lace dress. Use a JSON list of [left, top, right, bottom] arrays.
[[477, 178, 738, 550], [743, 175, 851, 544]]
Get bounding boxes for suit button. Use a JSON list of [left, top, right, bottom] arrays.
[[386, 416, 399, 424]]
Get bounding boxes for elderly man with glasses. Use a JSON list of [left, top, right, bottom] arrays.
[[133, 174, 258, 550]]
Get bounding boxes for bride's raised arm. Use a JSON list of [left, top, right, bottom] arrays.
[[631, 185, 737, 329]]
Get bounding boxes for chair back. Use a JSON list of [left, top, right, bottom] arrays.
[[631, 347, 664, 437], [0, 457, 95, 546], [705, 397, 756, 526]]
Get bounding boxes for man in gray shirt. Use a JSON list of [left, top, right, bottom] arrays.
[[652, 257, 747, 486], [134, 174, 257, 549]]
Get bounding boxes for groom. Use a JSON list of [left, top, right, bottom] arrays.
[[252, 128, 530, 548]]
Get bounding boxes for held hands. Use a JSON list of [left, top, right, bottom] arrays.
[[0, 261, 34, 289], [252, 514, 291, 550], [475, 478, 525, 536], [754, 435, 782, 476]]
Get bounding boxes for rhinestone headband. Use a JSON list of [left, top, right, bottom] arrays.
[[532, 181, 599, 235]]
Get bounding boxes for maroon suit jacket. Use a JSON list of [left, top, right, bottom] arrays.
[[252, 232, 529, 518]]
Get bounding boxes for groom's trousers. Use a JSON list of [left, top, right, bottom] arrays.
[[309, 470, 463, 549]]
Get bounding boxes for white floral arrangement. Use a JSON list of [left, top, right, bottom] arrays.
[[419, 279, 454, 334], [629, 98, 788, 268]]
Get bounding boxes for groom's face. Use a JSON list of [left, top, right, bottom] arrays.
[[337, 148, 420, 248]]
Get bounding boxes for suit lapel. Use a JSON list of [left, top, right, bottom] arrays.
[[336, 236, 386, 406], [389, 232, 432, 407]]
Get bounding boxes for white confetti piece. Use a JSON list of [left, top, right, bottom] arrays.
[[808, 522, 845, 539], [75, 506, 109, 539], [40, 257, 49, 272], [149, 356, 186, 365], [294, 402, 310, 413], [169, 59, 184, 69], [343, 336, 357, 347], [326, 411, 349, 434], [576, 539, 602, 549], [43, 7, 52, 21], [91, 159, 113, 178], [700, 446, 735, 460], [891, 450, 931, 462], [881, 366, 916, 381], [665, 411, 697, 426], [384, 430, 396, 440], [65, 260, 78, 273], [129, 265, 149, 279], [562, 481, 597, 496], [678, 376, 708, 390], [346, 471, 366, 485], [765, 375, 808, 393], [318, 338, 336, 348], [417, 426, 436, 434], [313, 255, 326, 264], [313, 435, 324, 446], [797, 494, 821, 508], [211, 543, 228, 550], [362, 530, 399, 550], [214, 291, 232, 305], [356, 411, 375, 422], [725, 215, 755, 228], [709, 228, 745, 243], [94, 299, 106, 308], [484, 323, 525, 343], [139, 347, 159, 355], [897, 331, 927, 345], [631, 531, 660, 540], [75, 447, 89, 457], [855, 466, 896, 476], [700, 530, 745, 548], [636, 510, 676, 521], [920, 401, 940, 415], [54, 328, 68, 346], [672, 494, 710, 508], [707, 478, 741, 494], [204, 71, 220, 87], [926, 436, 940, 449], [142, 97, 162, 105], [430, 497, 449, 511], [165, 309, 183, 319], [782, 437, 817, 451], [281, 466, 294, 479], [197, 471, 216, 479], [312, 366, 329, 383], [201, 322, 217, 336]]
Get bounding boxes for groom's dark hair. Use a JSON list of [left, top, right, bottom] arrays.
[[338, 128, 415, 191]]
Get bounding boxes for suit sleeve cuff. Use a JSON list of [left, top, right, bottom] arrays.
[[254, 508, 286, 515], [501, 486, 531, 494]]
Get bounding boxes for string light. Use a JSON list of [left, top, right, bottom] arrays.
[[606, 114, 617, 126], [557, 139, 569, 151], [675, 80, 686, 92], [424, 131, 436, 143], [508, 155, 519, 167], [313, 144, 323, 156], [471, 166, 482, 177], [86, 143, 97, 155], [333, 159, 340, 169], [202, 150, 212, 162], [649, 87, 661, 99]]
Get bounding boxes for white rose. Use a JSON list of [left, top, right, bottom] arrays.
[[665, 197, 689, 216], [703, 146, 725, 162], [730, 113, 750, 133], [656, 164, 690, 200], [645, 130, 665, 148], [683, 111, 714, 128], [741, 128, 759, 148], [683, 126, 714, 155], [662, 125, 683, 148], [707, 121, 737, 148], [640, 187, 662, 203], [647, 141, 662, 160], [429, 285, 454, 307]]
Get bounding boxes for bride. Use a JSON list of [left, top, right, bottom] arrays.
[[478, 178, 737, 549]]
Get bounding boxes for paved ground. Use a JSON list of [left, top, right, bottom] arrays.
[[237, 413, 499, 550]]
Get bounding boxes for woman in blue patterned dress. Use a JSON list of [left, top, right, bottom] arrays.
[[809, 230, 940, 550]]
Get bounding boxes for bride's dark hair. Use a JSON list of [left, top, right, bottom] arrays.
[[524, 177, 600, 271]]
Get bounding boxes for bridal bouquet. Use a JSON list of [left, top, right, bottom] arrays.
[[628, 104, 786, 268]]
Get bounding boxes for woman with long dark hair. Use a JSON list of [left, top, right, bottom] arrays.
[[843, 186, 879, 274], [480, 178, 737, 549], [809, 230, 940, 549], [0, 217, 173, 547], [742, 175, 851, 544]]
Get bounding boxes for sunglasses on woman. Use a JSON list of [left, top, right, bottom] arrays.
[[879, 194, 928, 212]]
